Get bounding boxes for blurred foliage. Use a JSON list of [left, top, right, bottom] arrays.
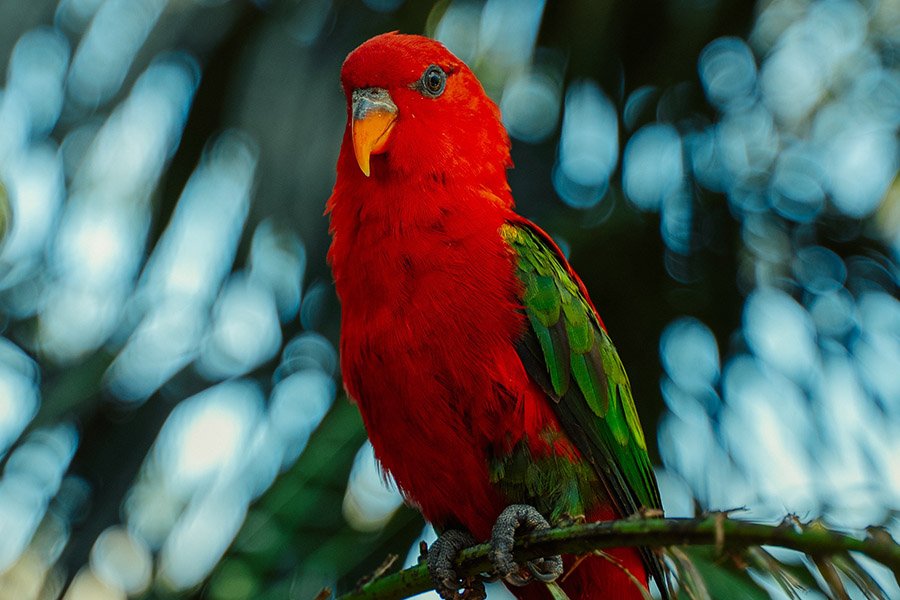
[[0, 0, 895, 599]]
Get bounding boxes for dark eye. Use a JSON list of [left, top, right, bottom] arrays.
[[420, 65, 446, 97]]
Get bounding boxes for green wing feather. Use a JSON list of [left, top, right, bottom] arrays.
[[502, 221, 668, 596]]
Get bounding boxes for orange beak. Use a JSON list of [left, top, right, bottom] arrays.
[[351, 88, 398, 177]]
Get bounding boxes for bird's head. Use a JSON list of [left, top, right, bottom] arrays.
[[339, 32, 511, 183]]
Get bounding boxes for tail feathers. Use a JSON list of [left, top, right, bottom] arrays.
[[510, 547, 649, 600]]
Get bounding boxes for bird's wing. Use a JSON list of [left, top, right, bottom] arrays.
[[501, 218, 669, 596]]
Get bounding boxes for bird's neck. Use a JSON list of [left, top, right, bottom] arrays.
[[327, 172, 515, 312]]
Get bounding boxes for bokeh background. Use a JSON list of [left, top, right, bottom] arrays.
[[0, 0, 897, 598]]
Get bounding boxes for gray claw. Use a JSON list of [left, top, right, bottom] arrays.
[[426, 530, 485, 600], [490, 504, 564, 586]]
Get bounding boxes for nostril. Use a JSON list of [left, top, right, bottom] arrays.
[[354, 87, 392, 104]]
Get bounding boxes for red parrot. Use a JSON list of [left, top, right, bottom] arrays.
[[327, 33, 666, 600]]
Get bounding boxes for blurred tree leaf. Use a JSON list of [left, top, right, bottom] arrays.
[[0, 180, 11, 253], [197, 399, 424, 600]]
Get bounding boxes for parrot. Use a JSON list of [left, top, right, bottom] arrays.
[[326, 32, 667, 600]]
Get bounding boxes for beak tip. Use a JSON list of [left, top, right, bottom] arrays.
[[356, 155, 371, 177]]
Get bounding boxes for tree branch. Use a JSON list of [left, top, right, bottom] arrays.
[[337, 515, 900, 600]]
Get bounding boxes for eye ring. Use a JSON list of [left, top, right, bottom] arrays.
[[419, 65, 446, 97]]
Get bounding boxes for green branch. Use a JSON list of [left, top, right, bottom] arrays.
[[337, 515, 900, 600]]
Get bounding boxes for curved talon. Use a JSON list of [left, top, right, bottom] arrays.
[[459, 580, 486, 600], [528, 555, 564, 582], [500, 567, 532, 587], [490, 504, 564, 587], [427, 530, 485, 600]]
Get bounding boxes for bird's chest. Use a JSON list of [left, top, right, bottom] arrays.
[[334, 222, 527, 519], [338, 227, 519, 398]]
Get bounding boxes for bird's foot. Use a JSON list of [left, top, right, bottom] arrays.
[[490, 504, 564, 586], [425, 530, 486, 600]]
